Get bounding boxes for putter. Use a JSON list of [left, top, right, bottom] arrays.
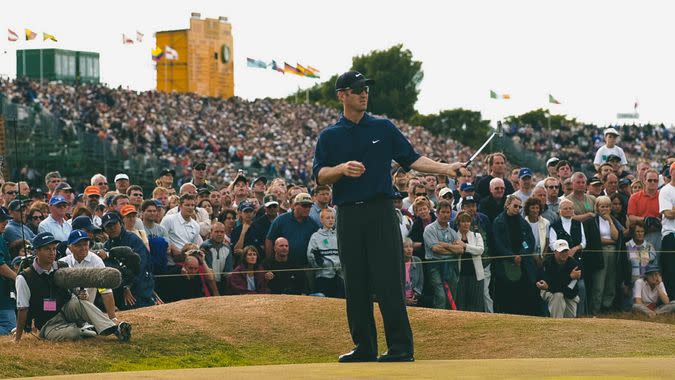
[[465, 132, 497, 167]]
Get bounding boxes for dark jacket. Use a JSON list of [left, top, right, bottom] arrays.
[[104, 228, 155, 308], [492, 211, 536, 283], [409, 212, 436, 260], [227, 264, 270, 295], [539, 255, 580, 299], [582, 215, 625, 274], [478, 195, 506, 223]]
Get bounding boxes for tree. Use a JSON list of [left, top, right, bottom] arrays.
[[411, 108, 492, 149], [287, 44, 423, 121], [504, 109, 577, 130]]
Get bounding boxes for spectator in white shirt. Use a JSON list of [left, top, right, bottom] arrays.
[[160, 194, 203, 265]]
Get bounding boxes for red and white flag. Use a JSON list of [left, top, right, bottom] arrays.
[[136, 31, 144, 42], [122, 33, 134, 44], [8, 29, 18, 42]]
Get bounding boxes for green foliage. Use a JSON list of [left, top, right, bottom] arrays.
[[411, 108, 492, 148], [504, 108, 577, 130], [288, 44, 423, 121], [351, 44, 423, 121]]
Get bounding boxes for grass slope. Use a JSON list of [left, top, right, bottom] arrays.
[[1, 295, 674, 378]]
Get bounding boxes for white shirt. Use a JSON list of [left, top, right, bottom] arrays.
[[548, 217, 587, 251], [593, 144, 628, 165], [633, 278, 667, 304], [38, 215, 72, 243], [598, 217, 611, 240], [59, 251, 112, 302], [160, 212, 203, 251], [659, 183, 675, 237], [165, 206, 212, 236], [528, 220, 540, 252]]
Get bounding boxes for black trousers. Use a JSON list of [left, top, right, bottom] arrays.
[[337, 198, 413, 355]]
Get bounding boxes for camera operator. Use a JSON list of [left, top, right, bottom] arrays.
[[59, 230, 118, 320], [13, 232, 131, 342]]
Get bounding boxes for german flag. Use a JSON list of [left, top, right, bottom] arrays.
[[284, 62, 302, 76]]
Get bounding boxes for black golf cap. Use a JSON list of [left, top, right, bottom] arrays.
[[335, 71, 374, 91]]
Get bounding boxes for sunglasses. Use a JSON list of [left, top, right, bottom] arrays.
[[646, 179, 659, 183], [415, 193, 427, 197], [131, 193, 143, 197], [546, 185, 560, 189], [4, 191, 17, 195], [512, 204, 523, 209], [348, 86, 369, 95], [31, 215, 45, 220]]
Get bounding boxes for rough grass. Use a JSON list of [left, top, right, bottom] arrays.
[[1, 295, 674, 378]]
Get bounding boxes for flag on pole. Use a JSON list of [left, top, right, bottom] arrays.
[[152, 47, 164, 61], [8, 29, 18, 42], [501, 94, 511, 99], [307, 66, 321, 76], [634, 100, 639, 110], [490, 90, 498, 99], [548, 94, 561, 104], [25, 29, 37, 41], [165, 46, 178, 60], [284, 62, 303, 76], [136, 31, 144, 42], [246, 58, 268, 69], [122, 34, 134, 44], [43, 32, 57, 42], [271, 60, 284, 74]]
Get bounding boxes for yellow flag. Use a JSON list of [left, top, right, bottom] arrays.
[[25, 28, 37, 41], [43, 32, 57, 42]]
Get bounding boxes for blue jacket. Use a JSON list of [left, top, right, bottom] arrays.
[[4, 220, 36, 245], [492, 211, 536, 283], [105, 229, 155, 306]]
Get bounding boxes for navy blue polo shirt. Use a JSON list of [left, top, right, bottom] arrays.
[[266, 212, 320, 267], [313, 113, 421, 205]]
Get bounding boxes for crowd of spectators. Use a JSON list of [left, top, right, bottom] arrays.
[[1, 78, 675, 343], [0, 78, 485, 188]]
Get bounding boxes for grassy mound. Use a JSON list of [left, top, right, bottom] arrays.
[[1, 295, 674, 378]]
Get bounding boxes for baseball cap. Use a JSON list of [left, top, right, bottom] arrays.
[[588, 176, 602, 186], [197, 187, 211, 196], [159, 168, 176, 177], [462, 195, 477, 205], [644, 264, 660, 275], [193, 162, 207, 171], [32, 232, 59, 249], [618, 178, 631, 187], [120, 205, 138, 217], [114, 173, 129, 182], [518, 168, 533, 179], [84, 186, 101, 197], [606, 154, 621, 162], [604, 127, 620, 136], [48, 195, 68, 206], [30, 188, 45, 199], [335, 71, 375, 91], [553, 239, 570, 252], [263, 194, 279, 207], [54, 182, 73, 192], [238, 201, 255, 212], [233, 173, 248, 186], [8, 199, 26, 211], [439, 187, 453, 198], [546, 157, 560, 167], [460, 182, 475, 192], [392, 191, 405, 200], [71, 216, 101, 232], [67, 229, 90, 246], [252, 176, 268, 188], [294, 193, 313, 205], [101, 213, 121, 228], [0, 208, 11, 222]]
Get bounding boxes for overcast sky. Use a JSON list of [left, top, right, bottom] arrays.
[[2, 0, 674, 126]]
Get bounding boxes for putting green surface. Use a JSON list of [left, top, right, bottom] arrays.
[[22, 357, 675, 379]]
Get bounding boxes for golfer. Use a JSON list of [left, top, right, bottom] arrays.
[[313, 70, 462, 362]]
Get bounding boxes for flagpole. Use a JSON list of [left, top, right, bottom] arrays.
[[40, 48, 43, 83], [164, 61, 167, 92]]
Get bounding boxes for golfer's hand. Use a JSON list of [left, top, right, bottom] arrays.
[[341, 161, 366, 178], [446, 162, 464, 177]]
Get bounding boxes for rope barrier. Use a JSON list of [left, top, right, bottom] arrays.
[[151, 248, 674, 278]]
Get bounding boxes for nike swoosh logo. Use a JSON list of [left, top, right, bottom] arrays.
[[372, 140, 380, 144]]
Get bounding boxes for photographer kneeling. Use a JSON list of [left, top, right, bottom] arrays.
[[13, 232, 131, 343]]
